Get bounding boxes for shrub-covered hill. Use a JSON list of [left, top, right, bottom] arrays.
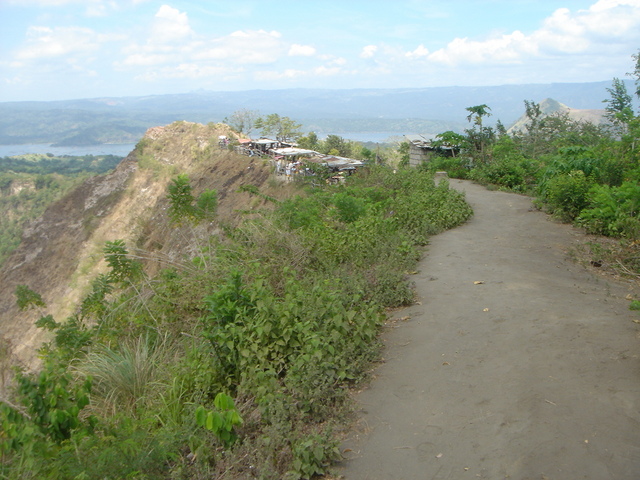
[[0, 121, 472, 479], [0, 121, 280, 371], [0, 154, 125, 269]]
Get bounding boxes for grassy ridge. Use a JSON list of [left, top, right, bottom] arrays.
[[1, 165, 472, 479]]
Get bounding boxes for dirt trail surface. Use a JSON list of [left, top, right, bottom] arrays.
[[338, 180, 640, 480]]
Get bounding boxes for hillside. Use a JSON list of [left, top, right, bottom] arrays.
[[0, 121, 477, 479], [0, 121, 291, 372], [0, 81, 629, 145]]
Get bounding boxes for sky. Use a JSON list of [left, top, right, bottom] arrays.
[[1, 0, 640, 102]]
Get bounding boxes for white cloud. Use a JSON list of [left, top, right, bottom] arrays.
[[428, 31, 532, 65], [254, 63, 345, 83], [6, 0, 79, 5], [405, 44, 429, 59], [117, 24, 295, 84], [314, 65, 342, 76], [6, 0, 147, 16], [193, 30, 286, 64], [151, 5, 194, 43], [7, 0, 148, 5], [427, 0, 640, 66], [15, 26, 100, 60], [121, 52, 174, 67], [2, 76, 24, 85], [288, 44, 316, 57], [118, 9, 291, 71], [135, 63, 240, 81], [254, 69, 304, 81], [360, 45, 378, 59]]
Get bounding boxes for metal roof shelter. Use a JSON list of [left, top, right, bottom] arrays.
[[270, 147, 317, 158], [305, 154, 364, 171]]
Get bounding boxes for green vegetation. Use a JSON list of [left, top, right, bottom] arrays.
[[0, 154, 122, 175], [255, 113, 303, 143], [0, 106, 148, 145], [0, 165, 471, 479], [0, 154, 123, 268], [166, 173, 218, 225], [425, 50, 640, 280]]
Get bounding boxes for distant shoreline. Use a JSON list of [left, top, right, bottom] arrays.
[[0, 143, 137, 158]]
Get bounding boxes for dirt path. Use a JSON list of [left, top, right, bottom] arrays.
[[337, 180, 640, 480]]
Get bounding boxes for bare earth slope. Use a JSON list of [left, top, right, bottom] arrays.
[[339, 180, 640, 480], [0, 121, 282, 374]]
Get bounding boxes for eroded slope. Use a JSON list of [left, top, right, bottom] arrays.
[[0, 121, 285, 372]]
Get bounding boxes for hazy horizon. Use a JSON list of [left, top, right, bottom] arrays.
[[2, 1, 639, 102]]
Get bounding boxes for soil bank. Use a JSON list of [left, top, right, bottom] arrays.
[[338, 180, 640, 480]]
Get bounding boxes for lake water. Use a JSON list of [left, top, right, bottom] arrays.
[[327, 132, 404, 143], [0, 143, 137, 157], [0, 134, 399, 158]]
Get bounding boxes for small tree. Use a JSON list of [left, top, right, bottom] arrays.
[[321, 135, 352, 157], [432, 131, 467, 158], [630, 49, 640, 100], [464, 104, 494, 163], [603, 78, 634, 134], [466, 104, 492, 127], [517, 100, 547, 157], [224, 109, 259, 137], [167, 174, 217, 225], [298, 132, 320, 151], [254, 114, 303, 143]]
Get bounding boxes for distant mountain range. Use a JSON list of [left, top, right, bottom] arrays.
[[0, 80, 631, 146]]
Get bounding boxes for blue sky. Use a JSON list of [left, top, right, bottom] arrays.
[[1, 0, 639, 102]]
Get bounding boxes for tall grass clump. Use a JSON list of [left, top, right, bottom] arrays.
[[75, 334, 169, 415]]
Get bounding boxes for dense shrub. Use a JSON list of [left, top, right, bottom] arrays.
[[577, 182, 640, 239], [539, 170, 593, 221], [427, 155, 471, 179], [469, 156, 530, 191]]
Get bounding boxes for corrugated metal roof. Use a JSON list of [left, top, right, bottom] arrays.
[[306, 154, 364, 170], [254, 138, 279, 144], [404, 134, 436, 146], [271, 147, 317, 156]]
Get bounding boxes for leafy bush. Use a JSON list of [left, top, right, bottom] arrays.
[[167, 174, 217, 224], [289, 432, 341, 480], [427, 155, 471, 179], [577, 182, 640, 239], [539, 170, 593, 221], [538, 150, 618, 191], [196, 393, 243, 447], [470, 156, 529, 190]]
